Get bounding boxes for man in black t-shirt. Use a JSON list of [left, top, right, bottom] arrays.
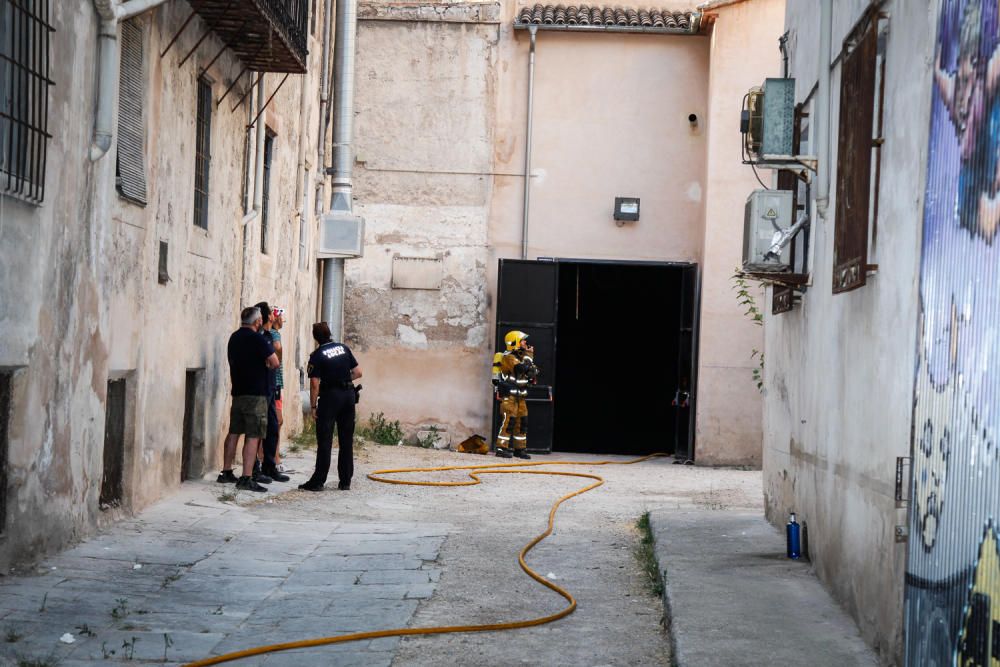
[[219, 306, 280, 492], [298, 322, 363, 492]]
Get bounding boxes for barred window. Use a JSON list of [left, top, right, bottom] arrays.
[[116, 19, 146, 206], [260, 129, 275, 254], [193, 76, 212, 229], [0, 0, 54, 204]]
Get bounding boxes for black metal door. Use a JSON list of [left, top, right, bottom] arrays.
[[493, 259, 558, 453], [673, 265, 698, 462]]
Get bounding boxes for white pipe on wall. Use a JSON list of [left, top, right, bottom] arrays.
[[316, 0, 334, 216], [521, 24, 537, 260], [89, 0, 169, 161], [815, 0, 833, 220]]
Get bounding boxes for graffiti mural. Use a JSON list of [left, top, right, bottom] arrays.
[[907, 0, 1000, 664]]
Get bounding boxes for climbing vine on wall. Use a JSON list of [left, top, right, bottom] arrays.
[[731, 270, 764, 392]]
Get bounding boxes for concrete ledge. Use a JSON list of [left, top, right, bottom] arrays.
[[649, 510, 878, 667]]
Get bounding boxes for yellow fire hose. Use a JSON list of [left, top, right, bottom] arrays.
[[183, 453, 667, 667]]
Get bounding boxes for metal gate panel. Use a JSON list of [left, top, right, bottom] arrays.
[[905, 1, 1000, 664], [493, 259, 558, 453]]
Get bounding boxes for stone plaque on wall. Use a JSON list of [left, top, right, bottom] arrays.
[[392, 256, 443, 290]]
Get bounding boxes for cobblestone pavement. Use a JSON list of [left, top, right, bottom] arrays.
[[0, 445, 762, 666]]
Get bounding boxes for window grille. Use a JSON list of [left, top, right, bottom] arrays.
[[260, 130, 274, 254], [240, 98, 252, 214], [116, 19, 146, 206], [0, 0, 54, 204], [833, 12, 884, 294], [193, 77, 212, 229]]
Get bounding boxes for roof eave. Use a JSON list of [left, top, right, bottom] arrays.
[[512, 22, 700, 35]]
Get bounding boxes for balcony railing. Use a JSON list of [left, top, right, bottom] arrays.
[[186, 0, 309, 73]]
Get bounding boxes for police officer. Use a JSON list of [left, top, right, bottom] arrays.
[[492, 330, 536, 459], [299, 322, 363, 492]]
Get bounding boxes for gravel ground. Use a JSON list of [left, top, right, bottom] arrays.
[[272, 442, 764, 667]]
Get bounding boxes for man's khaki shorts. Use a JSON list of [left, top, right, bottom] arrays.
[[229, 395, 267, 438]]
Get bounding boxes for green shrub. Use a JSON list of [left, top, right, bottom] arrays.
[[357, 412, 404, 446]]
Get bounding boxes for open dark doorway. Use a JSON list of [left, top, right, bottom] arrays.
[[101, 378, 127, 508], [552, 262, 695, 456]]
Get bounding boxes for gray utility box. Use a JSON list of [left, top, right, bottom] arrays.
[[318, 212, 365, 258], [760, 77, 795, 161], [742, 189, 793, 272]]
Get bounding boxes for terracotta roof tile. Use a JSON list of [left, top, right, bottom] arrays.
[[515, 4, 696, 30]]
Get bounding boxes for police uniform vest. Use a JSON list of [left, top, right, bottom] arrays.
[[307, 341, 357, 394]]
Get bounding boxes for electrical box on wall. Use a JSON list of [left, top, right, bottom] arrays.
[[317, 212, 365, 258], [742, 189, 793, 272]]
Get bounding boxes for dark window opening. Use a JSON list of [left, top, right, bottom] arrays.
[[157, 240, 170, 284], [100, 378, 127, 508], [0, 0, 54, 204], [260, 129, 275, 254], [0, 371, 11, 534], [116, 19, 146, 206], [181, 370, 205, 482], [240, 100, 252, 214], [193, 77, 212, 230]]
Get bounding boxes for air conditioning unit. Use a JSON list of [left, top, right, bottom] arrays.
[[742, 189, 793, 272], [317, 212, 365, 258], [741, 77, 795, 164]]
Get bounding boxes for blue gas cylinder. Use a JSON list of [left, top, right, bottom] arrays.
[[786, 512, 801, 559]]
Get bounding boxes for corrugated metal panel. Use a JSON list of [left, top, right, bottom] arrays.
[[905, 1, 1000, 664], [832, 16, 877, 294], [116, 19, 146, 206]]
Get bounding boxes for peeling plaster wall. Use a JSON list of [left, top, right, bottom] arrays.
[[350, 12, 499, 436], [0, 1, 326, 569]]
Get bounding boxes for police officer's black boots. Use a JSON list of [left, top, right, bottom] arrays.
[[513, 449, 531, 460], [495, 447, 513, 458], [252, 461, 272, 484]]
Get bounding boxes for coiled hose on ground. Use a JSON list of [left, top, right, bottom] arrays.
[[183, 453, 667, 666]]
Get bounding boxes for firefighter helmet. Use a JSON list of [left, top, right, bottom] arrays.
[[504, 330, 529, 351]]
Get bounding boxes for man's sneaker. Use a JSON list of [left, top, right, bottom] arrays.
[[338, 481, 351, 490], [252, 470, 273, 484], [513, 450, 532, 460], [217, 470, 238, 484], [235, 476, 267, 492], [264, 467, 290, 483], [495, 448, 513, 458], [298, 482, 324, 492]]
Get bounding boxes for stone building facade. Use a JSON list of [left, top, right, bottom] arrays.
[[0, 0, 328, 570], [346, 0, 784, 463]]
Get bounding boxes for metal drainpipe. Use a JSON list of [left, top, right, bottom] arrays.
[[315, 0, 334, 217], [90, 0, 170, 161], [815, 0, 832, 220], [321, 0, 358, 339], [521, 24, 537, 260], [240, 75, 267, 303]]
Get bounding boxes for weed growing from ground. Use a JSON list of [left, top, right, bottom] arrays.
[[111, 597, 130, 620], [38, 593, 47, 613], [357, 412, 404, 446], [121, 636, 138, 660], [415, 425, 442, 449], [217, 489, 239, 503], [16, 657, 58, 667], [162, 633, 173, 661], [288, 419, 317, 453], [5, 626, 22, 643], [635, 512, 664, 597], [75, 624, 95, 637]]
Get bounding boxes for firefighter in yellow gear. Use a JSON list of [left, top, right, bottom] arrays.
[[492, 330, 537, 459]]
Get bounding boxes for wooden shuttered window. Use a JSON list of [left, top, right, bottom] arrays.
[[116, 19, 146, 206], [832, 15, 880, 294]]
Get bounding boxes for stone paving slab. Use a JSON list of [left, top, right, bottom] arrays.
[[0, 480, 450, 666], [649, 510, 878, 667]]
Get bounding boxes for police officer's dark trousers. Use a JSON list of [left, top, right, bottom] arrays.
[[309, 387, 356, 486]]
